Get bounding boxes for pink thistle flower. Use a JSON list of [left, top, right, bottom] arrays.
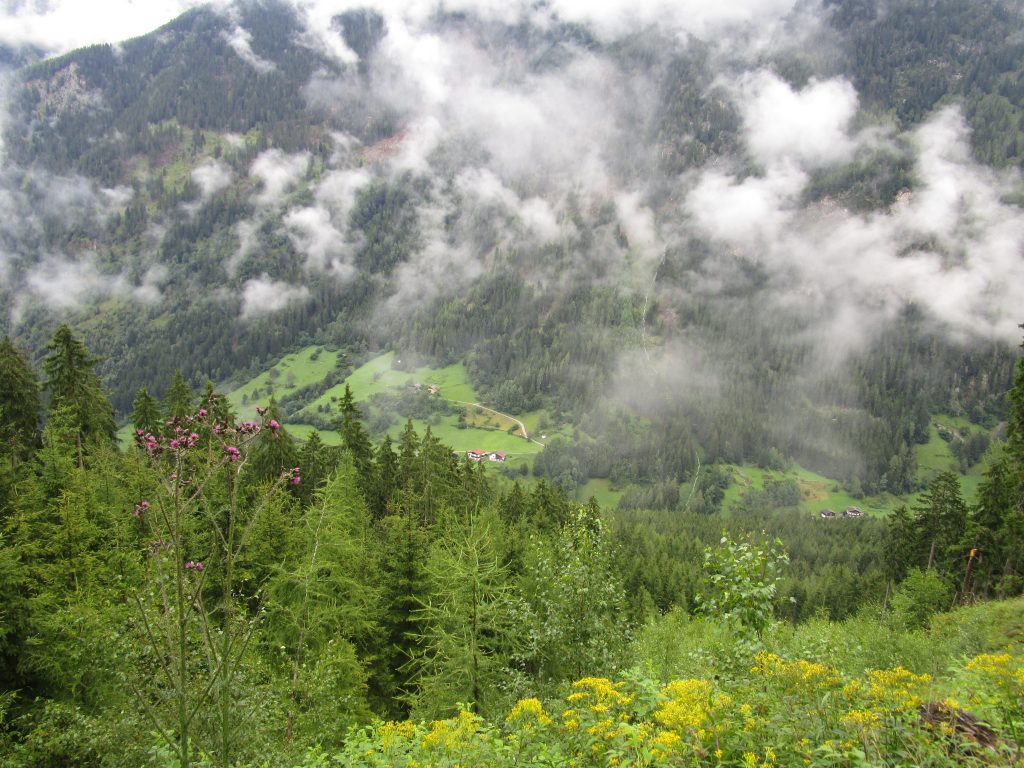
[[198, 408, 208, 417], [269, 419, 280, 430], [290, 476, 301, 486]]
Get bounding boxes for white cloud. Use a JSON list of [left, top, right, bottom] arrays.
[[23, 252, 127, 309], [222, 24, 275, 73], [227, 219, 259, 276], [249, 149, 309, 207], [0, 0, 209, 55], [685, 105, 1024, 344], [240, 274, 311, 318], [132, 263, 169, 304], [191, 159, 233, 199], [736, 70, 861, 169]]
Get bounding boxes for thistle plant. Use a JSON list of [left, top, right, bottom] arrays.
[[129, 399, 296, 768]]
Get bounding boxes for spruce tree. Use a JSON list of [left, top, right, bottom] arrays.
[[42, 325, 116, 450], [912, 471, 969, 575], [0, 337, 41, 466], [337, 384, 373, 494], [130, 387, 161, 437], [162, 369, 194, 424]]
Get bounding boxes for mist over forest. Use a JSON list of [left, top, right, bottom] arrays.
[[0, 0, 1020, 497]]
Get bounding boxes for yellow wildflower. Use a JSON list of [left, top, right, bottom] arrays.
[[754, 652, 840, 689], [649, 730, 683, 760], [655, 678, 731, 737], [966, 653, 1013, 676], [865, 667, 932, 713], [506, 697, 553, 728], [842, 709, 881, 729], [379, 720, 417, 750]]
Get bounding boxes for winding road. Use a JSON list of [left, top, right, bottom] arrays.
[[452, 400, 545, 447]]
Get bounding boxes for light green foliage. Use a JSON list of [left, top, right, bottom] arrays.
[[411, 507, 524, 719], [263, 458, 377, 740], [519, 506, 629, 686], [890, 568, 954, 630], [698, 531, 790, 649]]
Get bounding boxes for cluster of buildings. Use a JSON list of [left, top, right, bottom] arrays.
[[467, 449, 507, 462], [819, 507, 864, 519]]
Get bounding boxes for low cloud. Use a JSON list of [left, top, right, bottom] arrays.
[[283, 167, 372, 278], [239, 274, 311, 319], [249, 149, 310, 207], [0, 0, 208, 56], [23, 252, 128, 310], [223, 24, 276, 73], [685, 105, 1024, 346], [190, 159, 233, 200], [736, 70, 863, 169], [133, 264, 170, 304], [283, 205, 354, 278]]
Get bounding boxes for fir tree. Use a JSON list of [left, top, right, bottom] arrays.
[[42, 325, 116, 452], [0, 337, 41, 466], [371, 434, 398, 519], [913, 471, 969, 575], [131, 387, 161, 437], [162, 369, 194, 424], [337, 384, 373, 495]]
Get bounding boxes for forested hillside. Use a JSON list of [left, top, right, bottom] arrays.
[[0, 326, 1022, 765], [0, 0, 1021, 498]]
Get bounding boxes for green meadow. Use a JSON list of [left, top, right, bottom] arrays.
[[295, 351, 478, 422], [226, 345, 340, 420]]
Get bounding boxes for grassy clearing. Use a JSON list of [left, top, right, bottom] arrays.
[[576, 477, 624, 509], [383, 415, 542, 455], [283, 423, 342, 446], [722, 463, 891, 517], [464, 404, 521, 434], [226, 345, 339, 420], [911, 415, 993, 504], [297, 352, 477, 421]]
